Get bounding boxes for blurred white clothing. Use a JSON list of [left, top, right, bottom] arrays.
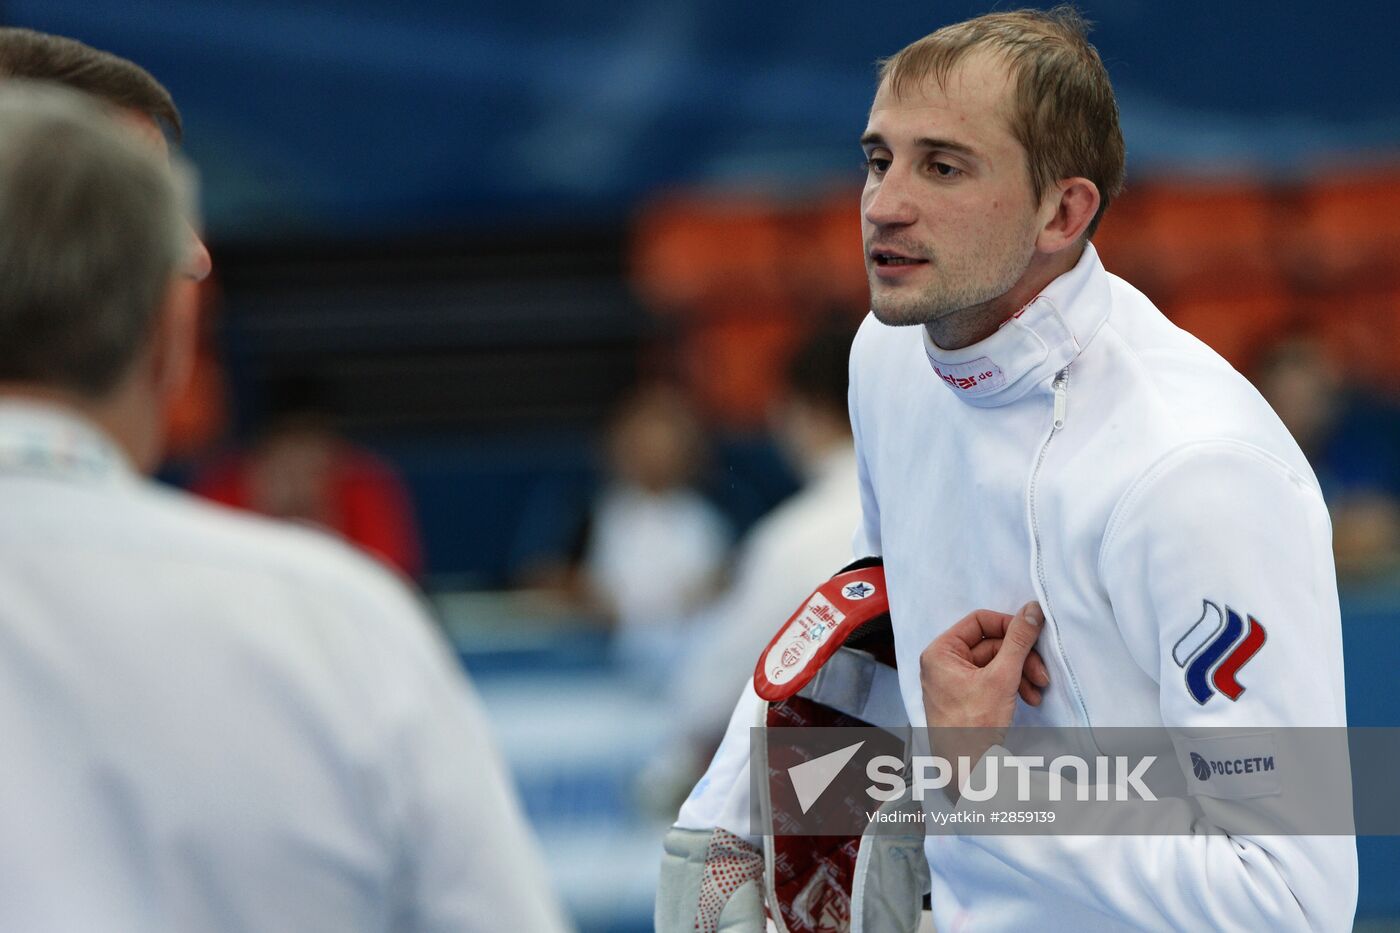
[[585, 484, 729, 634], [0, 400, 571, 933], [673, 446, 860, 741]]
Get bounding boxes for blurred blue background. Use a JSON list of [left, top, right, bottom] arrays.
[[8, 0, 1400, 237], [6, 2, 1399, 930]]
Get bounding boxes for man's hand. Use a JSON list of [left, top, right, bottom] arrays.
[[919, 602, 1049, 795]]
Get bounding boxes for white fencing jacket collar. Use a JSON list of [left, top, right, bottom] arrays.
[[921, 244, 1110, 408]]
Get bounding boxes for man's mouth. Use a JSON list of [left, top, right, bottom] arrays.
[[869, 249, 929, 269]]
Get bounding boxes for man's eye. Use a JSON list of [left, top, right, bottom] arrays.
[[930, 161, 962, 178], [864, 157, 891, 176]]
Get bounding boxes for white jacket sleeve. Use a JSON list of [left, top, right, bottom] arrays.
[[940, 441, 1357, 931], [657, 684, 766, 931], [674, 681, 764, 844]]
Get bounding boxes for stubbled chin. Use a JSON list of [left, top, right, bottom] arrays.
[[868, 297, 928, 328]]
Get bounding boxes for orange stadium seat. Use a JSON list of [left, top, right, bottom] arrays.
[[796, 189, 869, 311], [630, 192, 860, 426], [1087, 185, 1157, 290], [1160, 283, 1294, 373], [629, 193, 790, 313], [1310, 286, 1400, 393], [677, 313, 797, 427], [1295, 167, 1400, 289], [1122, 180, 1283, 298]]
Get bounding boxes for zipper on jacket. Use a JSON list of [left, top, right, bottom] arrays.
[[1052, 370, 1068, 429], [1028, 367, 1092, 726]]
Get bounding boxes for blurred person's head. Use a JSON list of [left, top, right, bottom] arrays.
[[862, 6, 1124, 349], [0, 81, 198, 472], [1254, 337, 1341, 454], [0, 27, 211, 282], [606, 385, 709, 495], [1331, 492, 1400, 581], [255, 374, 341, 444], [240, 375, 347, 523], [772, 325, 854, 478]]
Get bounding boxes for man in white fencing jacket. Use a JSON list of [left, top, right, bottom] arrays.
[[659, 8, 1355, 931], [0, 83, 570, 932]]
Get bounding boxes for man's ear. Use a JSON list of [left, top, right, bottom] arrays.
[[1036, 177, 1101, 254], [149, 275, 200, 402]]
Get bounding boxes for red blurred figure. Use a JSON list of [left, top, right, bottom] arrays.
[[194, 379, 422, 579]]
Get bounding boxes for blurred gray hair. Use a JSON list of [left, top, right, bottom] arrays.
[[0, 80, 189, 397]]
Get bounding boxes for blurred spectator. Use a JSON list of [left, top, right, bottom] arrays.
[[582, 384, 730, 667], [1255, 336, 1400, 579], [193, 376, 423, 579], [0, 80, 568, 933], [1331, 493, 1400, 581], [643, 325, 861, 806]]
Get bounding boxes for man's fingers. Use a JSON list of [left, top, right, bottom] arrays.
[[1026, 649, 1051, 687], [969, 637, 1002, 667], [944, 608, 1015, 649], [960, 636, 1052, 689], [990, 602, 1045, 678], [1018, 679, 1042, 706]]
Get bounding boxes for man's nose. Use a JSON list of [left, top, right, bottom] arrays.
[[863, 170, 918, 228]]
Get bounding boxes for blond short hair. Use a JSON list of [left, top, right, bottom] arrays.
[[879, 5, 1126, 237]]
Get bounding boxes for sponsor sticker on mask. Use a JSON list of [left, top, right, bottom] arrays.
[[764, 593, 846, 686]]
